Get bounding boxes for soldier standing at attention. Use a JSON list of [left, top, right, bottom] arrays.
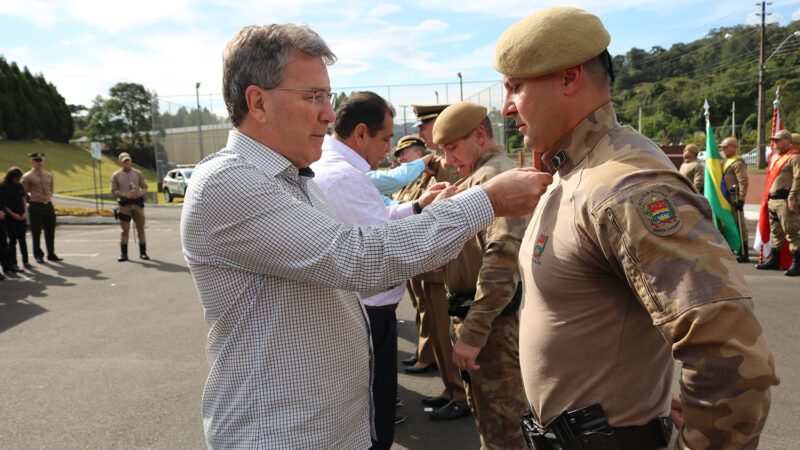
[[21, 152, 62, 263], [679, 143, 704, 193], [111, 152, 149, 261], [720, 137, 750, 262], [495, 7, 778, 449], [428, 102, 529, 448], [755, 129, 800, 276]]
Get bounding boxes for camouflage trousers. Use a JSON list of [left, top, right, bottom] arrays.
[[768, 199, 800, 252], [452, 314, 528, 450]]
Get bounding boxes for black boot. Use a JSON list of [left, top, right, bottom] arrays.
[[755, 250, 781, 270], [785, 251, 800, 276], [118, 244, 128, 262], [139, 243, 150, 260], [736, 245, 750, 263]]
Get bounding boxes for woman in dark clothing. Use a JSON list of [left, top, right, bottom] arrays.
[[3, 167, 29, 272]]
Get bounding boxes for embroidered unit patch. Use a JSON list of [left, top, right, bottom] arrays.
[[635, 189, 682, 236], [532, 232, 549, 265]]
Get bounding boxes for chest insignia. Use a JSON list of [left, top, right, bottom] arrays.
[[532, 232, 549, 265], [635, 189, 683, 237]]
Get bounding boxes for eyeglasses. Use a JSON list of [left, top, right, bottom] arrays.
[[268, 87, 335, 107]]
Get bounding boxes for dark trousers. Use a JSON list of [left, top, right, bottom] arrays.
[[28, 202, 56, 259], [0, 219, 10, 272], [6, 219, 28, 265], [366, 307, 398, 450]]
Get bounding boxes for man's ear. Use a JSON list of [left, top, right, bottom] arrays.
[[354, 123, 368, 147], [245, 85, 269, 123], [561, 65, 584, 96]]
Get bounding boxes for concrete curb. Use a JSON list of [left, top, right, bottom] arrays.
[[52, 194, 183, 209], [56, 216, 117, 225]]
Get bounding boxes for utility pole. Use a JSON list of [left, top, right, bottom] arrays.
[[196, 82, 204, 162], [435, 91, 439, 104], [457, 72, 463, 101], [731, 101, 736, 138], [756, 1, 769, 169], [400, 105, 408, 135], [638, 107, 642, 133]]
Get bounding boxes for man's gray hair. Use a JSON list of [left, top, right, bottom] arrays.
[[223, 24, 336, 127]]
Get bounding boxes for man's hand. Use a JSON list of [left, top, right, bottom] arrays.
[[421, 153, 434, 166], [452, 339, 481, 371], [482, 168, 553, 217], [670, 394, 684, 429], [418, 182, 451, 208]]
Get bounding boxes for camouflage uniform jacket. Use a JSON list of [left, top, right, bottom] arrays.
[[517, 103, 778, 449], [679, 159, 704, 193], [394, 154, 461, 283], [444, 146, 529, 348], [768, 151, 800, 204], [722, 156, 749, 201]]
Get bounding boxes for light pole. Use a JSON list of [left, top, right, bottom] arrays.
[[399, 105, 409, 136], [434, 91, 439, 104], [196, 82, 203, 162], [457, 72, 463, 101]]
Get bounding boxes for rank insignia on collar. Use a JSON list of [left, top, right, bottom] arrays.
[[533, 232, 549, 265], [550, 150, 567, 169], [635, 189, 682, 237]]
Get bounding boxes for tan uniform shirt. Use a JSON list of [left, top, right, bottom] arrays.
[[21, 169, 54, 203], [768, 152, 800, 203], [679, 159, 704, 193], [518, 103, 778, 449], [444, 147, 529, 348], [111, 168, 148, 198], [722, 157, 749, 201]]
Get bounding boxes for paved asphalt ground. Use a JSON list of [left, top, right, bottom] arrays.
[[0, 202, 798, 449]]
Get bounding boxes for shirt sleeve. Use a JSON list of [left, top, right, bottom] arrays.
[[789, 155, 800, 203], [734, 160, 749, 200], [20, 174, 31, 200], [366, 159, 426, 195], [694, 164, 704, 193], [588, 181, 778, 449], [111, 174, 122, 198], [458, 214, 529, 348], [139, 172, 148, 193], [189, 165, 494, 294]]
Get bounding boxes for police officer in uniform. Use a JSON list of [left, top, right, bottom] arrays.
[[679, 143, 704, 193], [756, 129, 800, 276], [111, 152, 149, 261], [495, 7, 778, 449], [429, 102, 529, 448], [21, 152, 62, 263], [720, 137, 750, 262]]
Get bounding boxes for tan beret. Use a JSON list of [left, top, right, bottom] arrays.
[[719, 137, 739, 148], [432, 102, 487, 145], [684, 144, 699, 155], [791, 133, 800, 145], [771, 129, 791, 140], [494, 7, 610, 78]]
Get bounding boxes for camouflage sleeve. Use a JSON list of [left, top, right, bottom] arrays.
[[589, 181, 778, 449], [458, 214, 528, 348], [734, 160, 749, 199], [789, 155, 800, 203]]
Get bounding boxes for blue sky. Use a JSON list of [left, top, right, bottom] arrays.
[[2, 0, 800, 117]]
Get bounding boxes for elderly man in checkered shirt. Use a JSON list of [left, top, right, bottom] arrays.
[[180, 24, 552, 449]]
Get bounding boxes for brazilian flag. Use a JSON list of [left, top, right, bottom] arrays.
[[703, 118, 741, 253]]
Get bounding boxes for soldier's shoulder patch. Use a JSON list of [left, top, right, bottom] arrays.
[[633, 188, 682, 237]]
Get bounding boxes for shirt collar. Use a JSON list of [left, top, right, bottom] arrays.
[[322, 135, 371, 174], [226, 129, 314, 179], [473, 145, 503, 172], [540, 102, 619, 176]]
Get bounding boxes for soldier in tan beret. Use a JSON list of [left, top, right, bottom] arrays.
[[427, 101, 529, 447], [111, 152, 149, 261], [720, 137, 750, 262], [679, 143, 704, 193], [495, 6, 777, 449]]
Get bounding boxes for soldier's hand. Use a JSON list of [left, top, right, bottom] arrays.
[[418, 182, 451, 208], [670, 395, 683, 429], [452, 339, 481, 371], [481, 168, 553, 217], [433, 184, 465, 203]]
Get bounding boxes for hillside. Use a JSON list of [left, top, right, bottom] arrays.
[[0, 140, 157, 197]]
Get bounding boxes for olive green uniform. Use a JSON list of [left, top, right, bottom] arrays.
[[21, 168, 57, 260], [679, 159, 704, 193], [723, 156, 750, 253], [394, 155, 465, 404], [444, 146, 529, 449], [767, 151, 800, 252], [519, 103, 778, 449], [111, 168, 148, 244]]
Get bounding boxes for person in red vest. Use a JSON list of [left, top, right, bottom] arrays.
[[755, 129, 800, 276]]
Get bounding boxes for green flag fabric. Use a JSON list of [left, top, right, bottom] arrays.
[[703, 118, 741, 253]]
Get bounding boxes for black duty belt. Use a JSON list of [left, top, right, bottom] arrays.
[[446, 282, 522, 319], [768, 189, 790, 200], [28, 201, 52, 206]]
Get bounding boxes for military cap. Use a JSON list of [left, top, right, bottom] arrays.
[[493, 7, 610, 78], [118, 152, 132, 162], [684, 144, 699, 155], [28, 152, 45, 160], [432, 102, 488, 145], [719, 137, 739, 148], [393, 135, 427, 157], [770, 129, 791, 140], [412, 104, 449, 124], [791, 133, 800, 145]]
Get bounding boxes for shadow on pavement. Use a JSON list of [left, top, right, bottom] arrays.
[[126, 258, 190, 273], [0, 269, 76, 333], [43, 260, 109, 281]]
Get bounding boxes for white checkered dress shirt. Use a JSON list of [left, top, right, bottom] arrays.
[[181, 130, 494, 449]]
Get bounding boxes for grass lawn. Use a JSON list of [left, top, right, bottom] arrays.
[[0, 140, 164, 202]]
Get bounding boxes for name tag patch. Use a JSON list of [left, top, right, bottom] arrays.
[[635, 189, 682, 236]]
